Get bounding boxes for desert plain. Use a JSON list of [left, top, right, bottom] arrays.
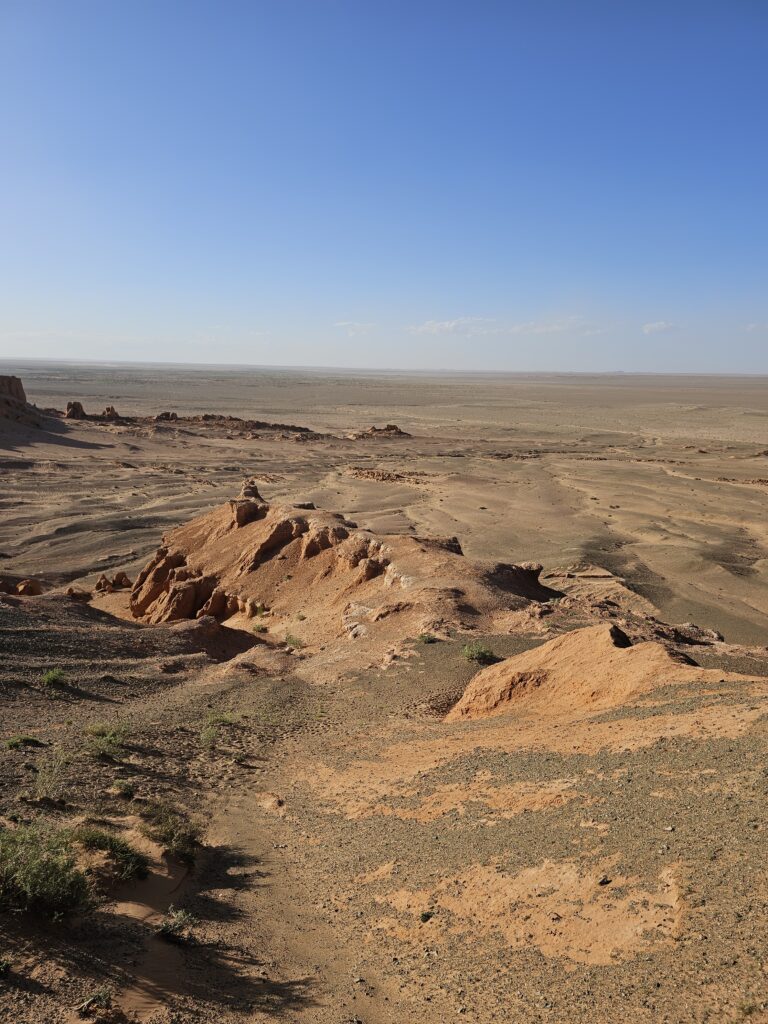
[[0, 360, 767, 1023]]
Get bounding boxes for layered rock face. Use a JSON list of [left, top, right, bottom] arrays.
[[129, 480, 559, 677]]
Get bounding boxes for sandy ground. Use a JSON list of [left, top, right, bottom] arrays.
[[1, 362, 767, 1023]]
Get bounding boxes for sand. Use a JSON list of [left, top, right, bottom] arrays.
[[1, 362, 767, 1023]]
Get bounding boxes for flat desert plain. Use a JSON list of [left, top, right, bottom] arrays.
[[1, 362, 767, 1023]]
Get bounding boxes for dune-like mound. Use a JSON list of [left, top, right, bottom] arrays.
[[446, 623, 736, 722], [130, 480, 561, 678], [0, 375, 43, 427]]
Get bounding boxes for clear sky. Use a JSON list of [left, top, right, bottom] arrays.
[[1, 1, 766, 372]]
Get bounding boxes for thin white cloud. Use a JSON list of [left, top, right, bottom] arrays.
[[407, 317, 500, 336], [334, 321, 376, 337], [746, 322, 768, 333], [641, 321, 675, 335], [407, 315, 602, 338]]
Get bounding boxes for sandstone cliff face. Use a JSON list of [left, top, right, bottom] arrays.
[[0, 375, 43, 427], [129, 480, 559, 680]]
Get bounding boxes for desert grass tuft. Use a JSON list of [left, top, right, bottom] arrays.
[[0, 824, 89, 915]]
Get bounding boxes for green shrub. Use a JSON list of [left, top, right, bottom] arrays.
[[41, 668, 65, 688], [0, 824, 89, 915], [253, 624, 268, 633], [284, 633, 303, 650], [139, 802, 201, 864], [461, 641, 496, 665], [418, 633, 438, 644], [70, 825, 149, 881]]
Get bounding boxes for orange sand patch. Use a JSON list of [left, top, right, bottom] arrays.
[[373, 859, 683, 965]]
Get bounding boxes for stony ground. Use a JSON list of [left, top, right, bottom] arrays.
[[1, 367, 767, 1023]]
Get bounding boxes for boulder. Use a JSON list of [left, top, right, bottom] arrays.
[[65, 401, 87, 420]]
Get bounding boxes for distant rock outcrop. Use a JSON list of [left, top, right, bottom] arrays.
[[347, 423, 412, 440], [0, 375, 43, 427], [65, 401, 87, 420]]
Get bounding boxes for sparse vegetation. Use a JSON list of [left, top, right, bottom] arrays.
[[113, 779, 135, 800], [461, 640, 496, 665], [199, 724, 218, 750], [418, 633, 438, 644], [83, 722, 129, 761], [5, 735, 42, 750], [75, 988, 112, 1014], [0, 824, 89, 915], [284, 633, 304, 650], [40, 667, 65, 689], [296, 612, 306, 621], [253, 623, 268, 633], [206, 712, 236, 726], [33, 748, 68, 801], [139, 802, 201, 864], [70, 825, 149, 881], [157, 905, 197, 942]]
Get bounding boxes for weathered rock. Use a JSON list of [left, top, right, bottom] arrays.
[[16, 579, 43, 596], [65, 401, 87, 420]]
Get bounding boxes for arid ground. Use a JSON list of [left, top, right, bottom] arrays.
[[1, 361, 767, 1023]]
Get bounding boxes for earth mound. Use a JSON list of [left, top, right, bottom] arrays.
[[129, 480, 560, 678], [446, 623, 739, 721]]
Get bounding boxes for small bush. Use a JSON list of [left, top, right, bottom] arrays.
[[418, 633, 438, 644], [252, 624, 268, 633], [0, 824, 89, 915], [41, 668, 65, 688], [139, 802, 201, 864], [157, 905, 197, 942], [284, 633, 303, 650], [70, 825, 149, 881], [296, 612, 306, 621], [461, 641, 496, 665]]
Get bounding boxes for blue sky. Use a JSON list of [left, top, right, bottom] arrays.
[[1, 0, 766, 371]]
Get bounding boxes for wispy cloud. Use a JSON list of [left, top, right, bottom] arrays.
[[334, 321, 376, 337], [746, 322, 768, 333], [407, 317, 500, 336], [407, 315, 602, 338], [641, 321, 675, 335]]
